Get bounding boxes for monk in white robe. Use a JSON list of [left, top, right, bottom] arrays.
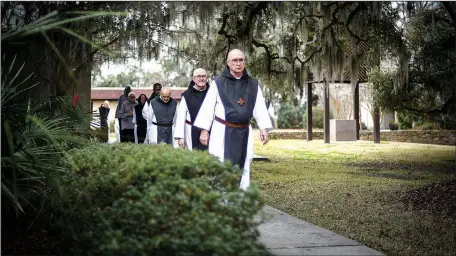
[[142, 87, 177, 145], [194, 49, 273, 190], [174, 68, 210, 151]]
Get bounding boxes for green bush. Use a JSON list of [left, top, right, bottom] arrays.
[[54, 143, 268, 255], [305, 106, 334, 129], [277, 103, 305, 128], [414, 121, 440, 130]]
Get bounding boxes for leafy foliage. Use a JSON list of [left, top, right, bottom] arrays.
[[368, 68, 396, 111], [371, 4, 456, 128], [277, 103, 306, 129], [1, 55, 91, 216], [413, 122, 441, 131], [54, 143, 267, 255], [1, 11, 106, 254], [307, 107, 334, 129]]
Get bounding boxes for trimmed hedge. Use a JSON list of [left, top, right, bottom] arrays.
[[54, 143, 268, 255]]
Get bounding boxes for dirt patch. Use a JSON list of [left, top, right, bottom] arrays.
[[400, 179, 456, 217], [346, 162, 456, 216]]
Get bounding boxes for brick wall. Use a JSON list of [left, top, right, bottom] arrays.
[[269, 130, 456, 146]]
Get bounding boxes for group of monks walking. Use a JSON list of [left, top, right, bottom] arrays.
[[114, 49, 272, 190]]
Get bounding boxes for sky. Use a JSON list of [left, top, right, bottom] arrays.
[[99, 58, 163, 77]]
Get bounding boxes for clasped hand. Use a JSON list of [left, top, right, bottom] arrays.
[[199, 130, 209, 145]]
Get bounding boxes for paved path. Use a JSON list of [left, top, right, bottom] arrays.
[[257, 206, 385, 256]]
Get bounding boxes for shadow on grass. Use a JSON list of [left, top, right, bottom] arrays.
[[346, 162, 456, 175], [348, 170, 421, 180]]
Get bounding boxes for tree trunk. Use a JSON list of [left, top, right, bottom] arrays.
[[353, 81, 360, 140], [306, 82, 313, 141], [373, 106, 380, 143], [324, 80, 330, 143]]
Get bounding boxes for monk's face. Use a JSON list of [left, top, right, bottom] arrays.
[[154, 85, 162, 95], [160, 89, 171, 103], [128, 94, 136, 103], [192, 71, 208, 90], [227, 50, 245, 76]]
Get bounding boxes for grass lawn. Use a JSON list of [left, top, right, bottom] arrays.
[[252, 138, 456, 256]]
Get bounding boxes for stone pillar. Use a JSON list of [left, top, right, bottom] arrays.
[[306, 82, 313, 141]]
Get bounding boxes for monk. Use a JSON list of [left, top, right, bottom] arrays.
[[194, 49, 273, 190], [174, 68, 210, 151], [142, 87, 177, 145]]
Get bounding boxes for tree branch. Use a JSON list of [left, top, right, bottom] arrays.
[[442, 1, 456, 29], [345, 3, 369, 43], [239, 2, 268, 36], [292, 12, 324, 38], [89, 36, 120, 56], [217, 13, 237, 44], [252, 38, 274, 76], [296, 47, 322, 66]]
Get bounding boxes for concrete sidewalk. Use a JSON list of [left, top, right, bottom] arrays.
[[257, 206, 385, 256]]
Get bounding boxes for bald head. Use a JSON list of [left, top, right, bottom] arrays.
[[226, 49, 246, 78], [160, 87, 172, 103], [227, 49, 245, 61], [161, 87, 171, 95]]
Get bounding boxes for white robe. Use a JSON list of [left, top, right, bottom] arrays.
[[173, 97, 194, 150], [193, 80, 273, 190], [142, 101, 178, 147], [114, 118, 121, 142]]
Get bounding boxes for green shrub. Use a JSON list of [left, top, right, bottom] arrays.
[[305, 106, 334, 129], [54, 143, 267, 255], [414, 121, 440, 130], [277, 103, 305, 128]]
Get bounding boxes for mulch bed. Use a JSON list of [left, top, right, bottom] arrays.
[[400, 179, 456, 217], [346, 162, 456, 217]]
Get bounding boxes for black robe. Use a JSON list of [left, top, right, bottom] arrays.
[[99, 105, 110, 128], [181, 81, 210, 150], [134, 97, 148, 143]]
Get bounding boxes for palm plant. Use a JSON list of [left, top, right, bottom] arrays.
[[2, 10, 125, 220], [1, 54, 89, 218], [1, 7, 131, 254]]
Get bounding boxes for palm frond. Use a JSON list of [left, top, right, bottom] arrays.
[[1, 9, 118, 216]]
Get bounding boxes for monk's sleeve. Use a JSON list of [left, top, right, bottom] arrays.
[[194, 81, 217, 131], [174, 97, 187, 139], [115, 96, 122, 118], [118, 103, 129, 121], [253, 85, 273, 131], [132, 108, 137, 124]]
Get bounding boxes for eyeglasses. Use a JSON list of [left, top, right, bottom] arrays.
[[128, 96, 135, 98], [229, 58, 245, 64], [194, 75, 207, 79]]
